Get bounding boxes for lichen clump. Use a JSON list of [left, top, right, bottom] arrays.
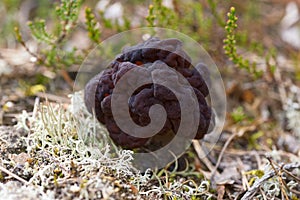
[[84, 38, 212, 149]]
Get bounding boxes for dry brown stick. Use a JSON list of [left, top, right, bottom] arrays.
[[225, 188, 234, 200], [210, 145, 298, 158], [282, 168, 300, 183], [290, 188, 300, 195], [273, 165, 289, 200], [267, 159, 289, 200], [192, 140, 216, 173], [269, 158, 300, 198], [270, 157, 300, 183], [35, 92, 70, 103], [259, 187, 267, 200], [60, 69, 75, 89], [210, 125, 257, 182], [253, 151, 262, 170], [0, 165, 29, 185], [237, 158, 250, 191], [240, 162, 300, 200], [210, 131, 238, 180]]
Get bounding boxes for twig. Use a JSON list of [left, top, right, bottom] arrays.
[[240, 162, 300, 200], [259, 187, 267, 200], [32, 97, 40, 120], [237, 158, 250, 191], [59, 69, 74, 89], [192, 140, 216, 173], [3, 112, 33, 118], [55, 1, 74, 44], [0, 165, 29, 185], [35, 92, 70, 103], [211, 131, 238, 180], [282, 168, 300, 183], [253, 151, 262, 170], [0, 137, 8, 144], [290, 188, 300, 195], [211, 146, 299, 161], [273, 64, 288, 107], [225, 188, 234, 200], [269, 157, 300, 183], [0, 110, 3, 125], [266, 157, 289, 200], [14, 27, 42, 63]]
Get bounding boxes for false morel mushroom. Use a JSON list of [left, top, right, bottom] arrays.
[[84, 37, 213, 149]]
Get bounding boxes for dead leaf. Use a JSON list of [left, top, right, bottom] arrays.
[[9, 152, 30, 165], [130, 184, 139, 195], [242, 89, 255, 104]]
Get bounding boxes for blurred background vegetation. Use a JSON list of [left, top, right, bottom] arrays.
[[1, 0, 299, 115], [1, 0, 299, 81], [1, 0, 298, 71]]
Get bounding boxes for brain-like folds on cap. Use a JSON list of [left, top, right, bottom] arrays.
[[85, 38, 212, 149]]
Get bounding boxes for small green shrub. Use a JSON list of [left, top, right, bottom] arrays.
[[85, 7, 101, 44], [223, 7, 263, 78], [14, 0, 83, 71]]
